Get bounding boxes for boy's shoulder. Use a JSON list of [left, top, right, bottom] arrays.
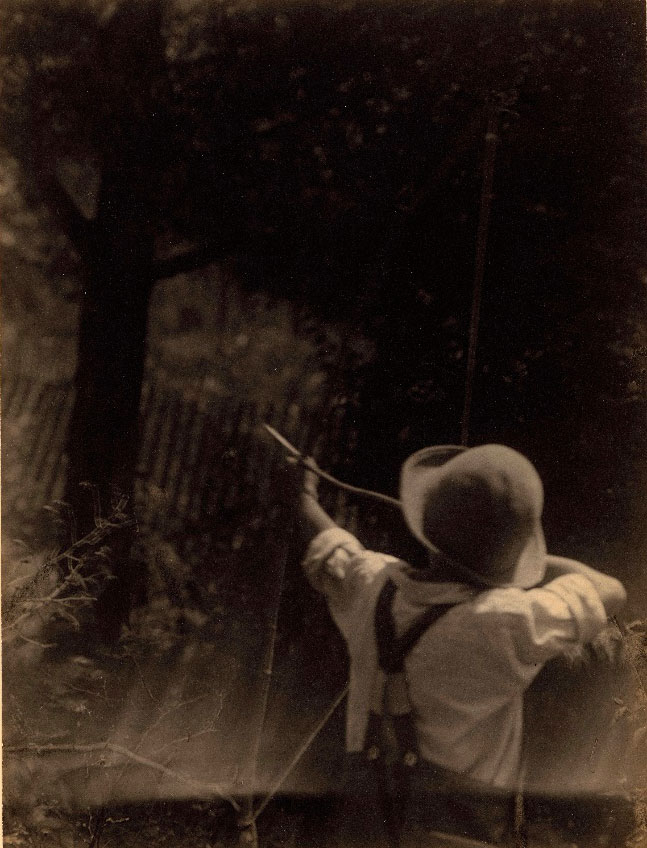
[[470, 573, 600, 612], [463, 574, 608, 641]]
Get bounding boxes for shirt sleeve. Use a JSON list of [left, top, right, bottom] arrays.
[[302, 527, 364, 588], [302, 527, 390, 644], [477, 573, 608, 670]]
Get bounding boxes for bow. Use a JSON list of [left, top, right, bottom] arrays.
[[263, 424, 401, 509]]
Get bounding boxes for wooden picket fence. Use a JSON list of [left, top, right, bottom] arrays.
[[134, 370, 342, 553], [2, 372, 75, 508], [2, 366, 351, 550]]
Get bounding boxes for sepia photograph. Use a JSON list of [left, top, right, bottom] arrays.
[[1, 0, 646, 845]]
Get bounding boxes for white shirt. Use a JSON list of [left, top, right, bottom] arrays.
[[303, 527, 608, 789]]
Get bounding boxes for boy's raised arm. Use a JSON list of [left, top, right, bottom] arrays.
[[298, 487, 337, 541], [287, 457, 338, 545]]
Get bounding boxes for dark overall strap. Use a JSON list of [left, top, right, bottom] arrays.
[[375, 577, 457, 674], [373, 576, 458, 764], [367, 577, 459, 848]]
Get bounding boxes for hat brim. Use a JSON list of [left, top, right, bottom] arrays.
[[400, 445, 547, 589]]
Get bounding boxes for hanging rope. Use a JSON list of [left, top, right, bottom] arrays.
[[252, 684, 349, 822], [235, 446, 302, 847], [459, 105, 528, 848], [461, 105, 501, 447]]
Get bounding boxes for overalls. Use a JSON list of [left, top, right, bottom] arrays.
[[338, 578, 516, 848]]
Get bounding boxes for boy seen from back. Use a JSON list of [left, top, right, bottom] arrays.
[[292, 444, 626, 847]]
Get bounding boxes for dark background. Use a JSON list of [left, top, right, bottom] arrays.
[[2, 0, 645, 583]]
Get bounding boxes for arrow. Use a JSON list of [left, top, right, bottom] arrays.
[[263, 423, 302, 458]]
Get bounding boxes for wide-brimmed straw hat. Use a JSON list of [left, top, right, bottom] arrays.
[[399, 444, 547, 588]]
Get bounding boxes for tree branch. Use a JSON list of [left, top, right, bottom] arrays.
[[133, 694, 216, 753], [149, 241, 225, 282], [4, 742, 241, 812], [148, 228, 283, 282]]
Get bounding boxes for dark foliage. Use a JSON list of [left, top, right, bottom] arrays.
[[1, 0, 645, 590]]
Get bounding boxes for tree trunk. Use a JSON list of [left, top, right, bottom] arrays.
[[65, 269, 152, 523], [63, 159, 156, 635], [64, 266, 153, 636]]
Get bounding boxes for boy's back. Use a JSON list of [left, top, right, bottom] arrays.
[[304, 527, 610, 789]]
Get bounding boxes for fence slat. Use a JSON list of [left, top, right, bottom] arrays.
[[23, 383, 58, 482], [137, 387, 166, 479], [31, 385, 68, 484], [185, 404, 221, 526], [202, 397, 246, 521], [166, 400, 199, 521], [11, 375, 36, 418], [2, 373, 20, 414], [157, 393, 185, 493], [221, 401, 256, 513], [174, 408, 208, 521], [254, 400, 277, 510], [41, 388, 75, 503]]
